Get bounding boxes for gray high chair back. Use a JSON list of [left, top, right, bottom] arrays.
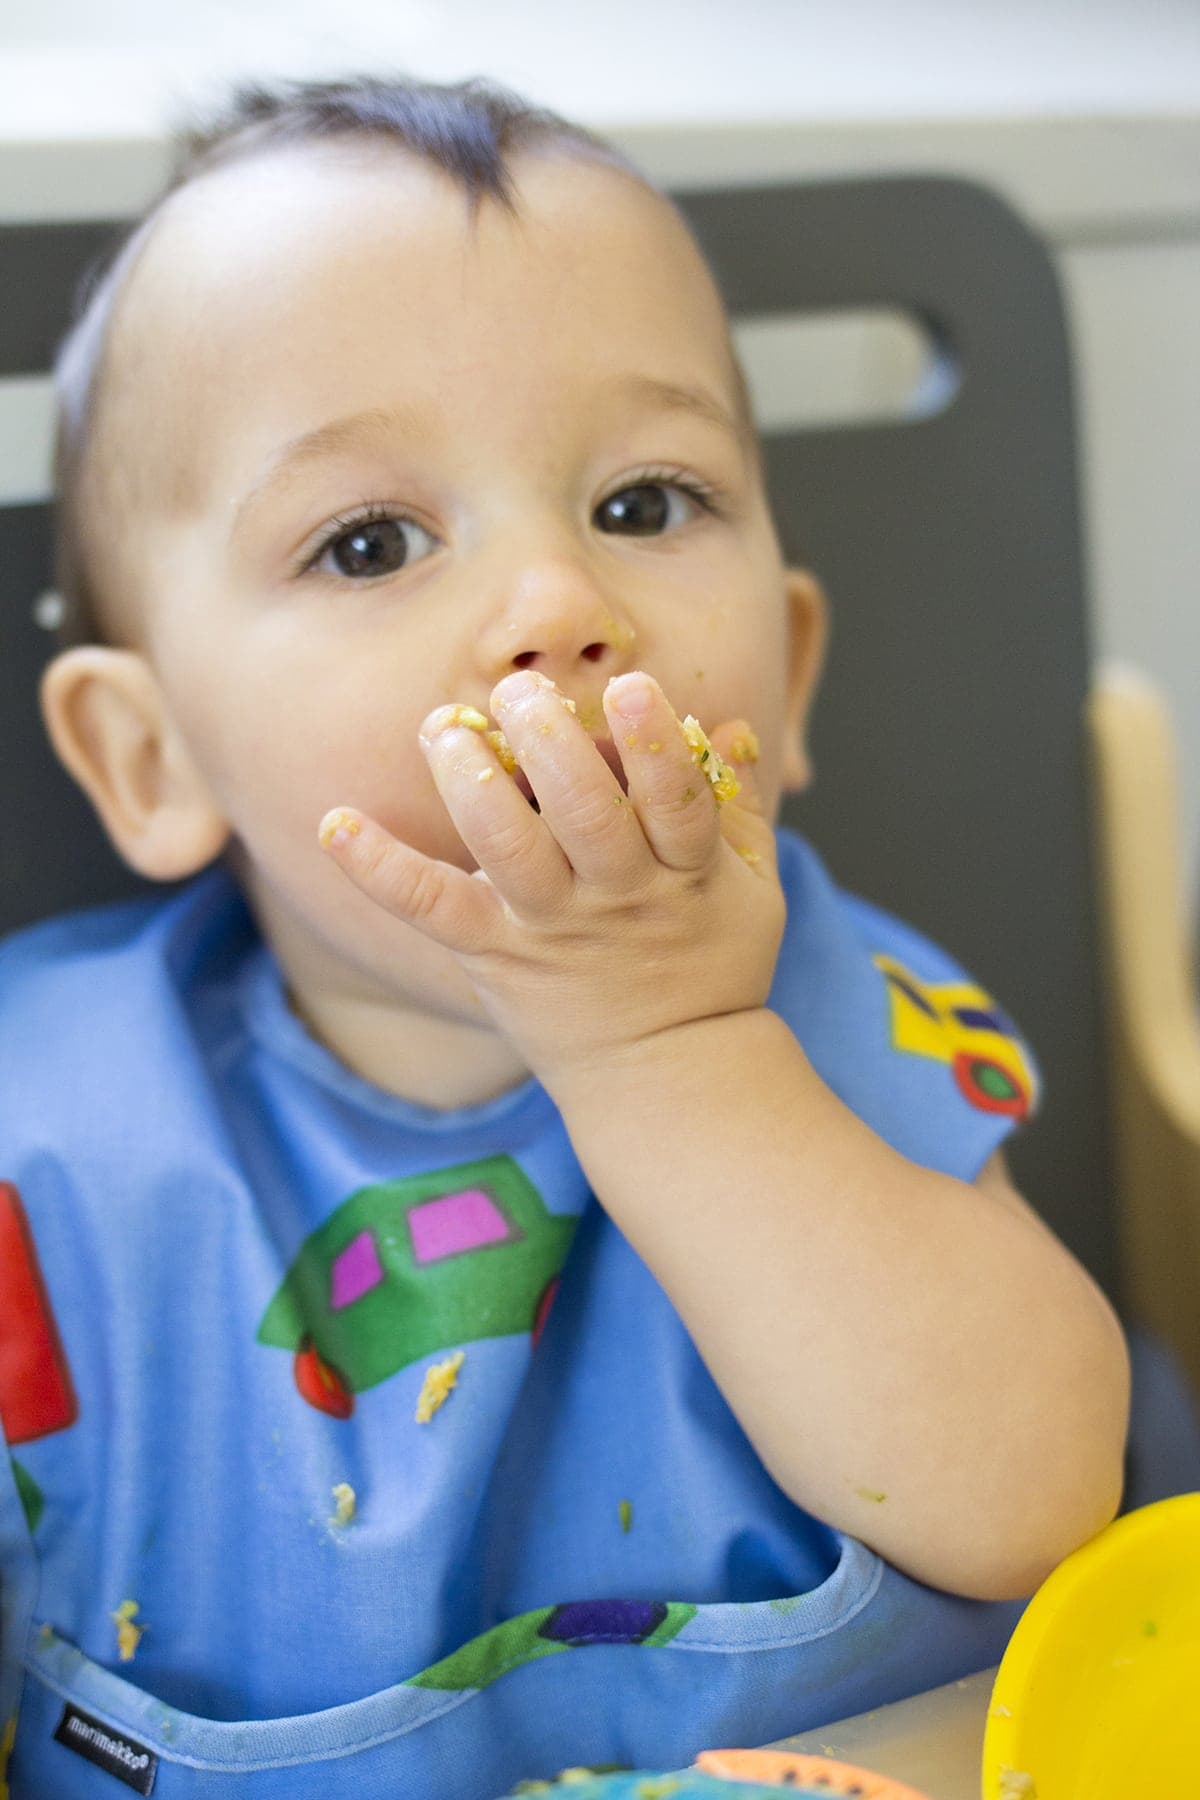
[[1, 173, 1119, 1302]]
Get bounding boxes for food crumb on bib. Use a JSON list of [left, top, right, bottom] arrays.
[[111, 1599, 144, 1662], [619, 1498, 633, 1533], [415, 1350, 466, 1423], [330, 1482, 356, 1527]]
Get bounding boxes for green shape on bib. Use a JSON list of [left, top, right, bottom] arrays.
[[11, 1456, 43, 1532], [257, 1155, 577, 1395], [407, 1608, 566, 1691]]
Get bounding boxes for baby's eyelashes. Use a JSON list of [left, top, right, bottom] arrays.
[[304, 507, 438, 580]]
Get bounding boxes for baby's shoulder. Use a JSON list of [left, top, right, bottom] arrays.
[[774, 825, 982, 990], [0, 868, 251, 1094]]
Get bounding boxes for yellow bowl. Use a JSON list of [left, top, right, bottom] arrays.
[[982, 1491, 1200, 1796]]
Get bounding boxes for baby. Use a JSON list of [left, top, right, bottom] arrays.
[[0, 74, 1129, 1799]]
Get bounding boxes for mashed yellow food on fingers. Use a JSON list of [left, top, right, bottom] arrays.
[[679, 716, 741, 804]]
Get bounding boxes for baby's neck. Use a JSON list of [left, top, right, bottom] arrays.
[[285, 980, 533, 1111], [227, 849, 532, 1111]]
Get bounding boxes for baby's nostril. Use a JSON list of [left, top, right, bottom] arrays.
[[582, 643, 606, 662], [512, 651, 537, 669]]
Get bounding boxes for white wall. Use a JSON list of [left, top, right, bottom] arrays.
[[2, 0, 1198, 912], [1, 0, 1198, 130]]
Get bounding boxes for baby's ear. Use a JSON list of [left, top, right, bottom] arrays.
[[780, 567, 829, 792], [39, 647, 229, 880]]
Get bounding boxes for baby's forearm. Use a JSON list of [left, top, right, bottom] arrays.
[[550, 1007, 1130, 1602]]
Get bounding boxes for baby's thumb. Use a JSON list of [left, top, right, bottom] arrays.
[[710, 721, 765, 817]]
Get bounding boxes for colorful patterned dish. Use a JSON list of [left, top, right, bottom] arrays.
[[503, 1747, 934, 1796]]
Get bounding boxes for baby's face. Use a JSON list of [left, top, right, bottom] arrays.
[[114, 143, 810, 1024]]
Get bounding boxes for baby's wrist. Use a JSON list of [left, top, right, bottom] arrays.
[[544, 1005, 786, 1121]]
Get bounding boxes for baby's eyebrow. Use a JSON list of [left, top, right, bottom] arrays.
[[231, 405, 430, 538], [229, 376, 747, 541], [603, 374, 747, 448]]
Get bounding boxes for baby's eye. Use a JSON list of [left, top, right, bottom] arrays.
[[314, 512, 438, 579], [594, 481, 705, 537]]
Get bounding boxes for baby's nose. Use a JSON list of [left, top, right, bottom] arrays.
[[479, 555, 636, 683], [511, 637, 611, 672]]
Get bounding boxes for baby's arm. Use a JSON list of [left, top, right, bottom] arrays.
[[319, 668, 1129, 1601]]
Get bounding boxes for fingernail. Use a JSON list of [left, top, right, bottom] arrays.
[[318, 808, 362, 851], [608, 673, 654, 720], [420, 703, 489, 748], [495, 669, 551, 711]]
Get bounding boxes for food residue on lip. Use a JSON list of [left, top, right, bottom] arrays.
[[679, 715, 740, 804], [415, 1350, 465, 1423], [111, 1599, 144, 1662], [330, 1482, 356, 1528]]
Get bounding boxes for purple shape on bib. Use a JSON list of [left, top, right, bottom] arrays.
[[330, 1230, 385, 1310], [408, 1188, 513, 1265], [539, 1599, 668, 1645]]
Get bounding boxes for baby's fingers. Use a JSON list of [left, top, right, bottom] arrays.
[[317, 808, 500, 952], [602, 673, 726, 871], [707, 720, 778, 875]]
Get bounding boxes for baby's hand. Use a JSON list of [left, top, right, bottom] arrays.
[[318, 669, 784, 1094]]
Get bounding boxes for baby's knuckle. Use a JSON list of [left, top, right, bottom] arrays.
[[479, 816, 536, 874], [399, 859, 446, 923]]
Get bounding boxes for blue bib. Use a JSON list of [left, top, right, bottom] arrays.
[[0, 828, 1036, 1797]]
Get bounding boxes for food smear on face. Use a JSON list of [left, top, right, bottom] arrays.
[[415, 1349, 466, 1423], [728, 726, 760, 765], [679, 716, 740, 804]]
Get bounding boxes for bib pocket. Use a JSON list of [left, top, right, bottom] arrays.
[[11, 1539, 1018, 1798]]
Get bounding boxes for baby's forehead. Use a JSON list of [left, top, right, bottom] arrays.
[[99, 140, 744, 518], [127, 139, 722, 348]]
